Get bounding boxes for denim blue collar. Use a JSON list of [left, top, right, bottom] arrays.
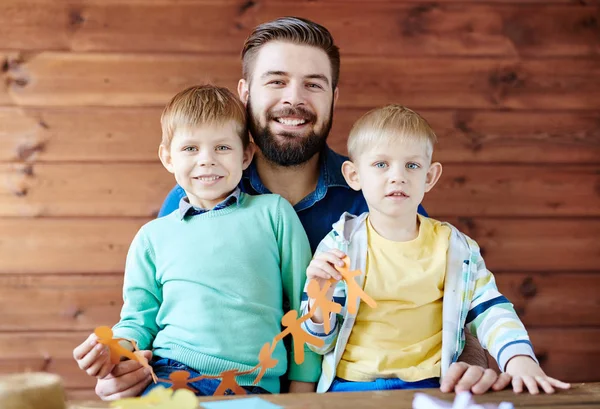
[[242, 145, 350, 212]]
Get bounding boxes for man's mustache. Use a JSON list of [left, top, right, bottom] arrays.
[[267, 106, 316, 122]]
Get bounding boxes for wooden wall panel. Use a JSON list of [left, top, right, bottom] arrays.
[[495, 273, 600, 327], [0, 163, 597, 217], [529, 329, 600, 383], [0, 274, 122, 331], [0, 218, 597, 274], [0, 218, 146, 274], [4, 53, 598, 109], [425, 165, 600, 217], [0, 107, 163, 162], [2, 108, 598, 164], [1, 2, 598, 57], [0, 163, 172, 217], [449, 218, 600, 273], [2, 272, 598, 332]]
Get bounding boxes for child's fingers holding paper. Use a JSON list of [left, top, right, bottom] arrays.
[[85, 352, 110, 377], [73, 332, 99, 361], [77, 343, 108, 372]]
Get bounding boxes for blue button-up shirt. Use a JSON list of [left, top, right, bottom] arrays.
[[158, 146, 427, 252]]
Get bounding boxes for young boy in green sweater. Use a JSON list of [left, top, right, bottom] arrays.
[[73, 85, 320, 395]]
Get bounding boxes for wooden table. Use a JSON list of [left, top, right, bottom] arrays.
[[70, 383, 600, 409]]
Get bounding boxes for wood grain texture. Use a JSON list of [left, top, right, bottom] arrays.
[[1, 2, 598, 57], [3, 53, 598, 109], [0, 218, 147, 274], [0, 107, 163, 162], [0, 274, 122, 331], [0, 163, 173, 217], [446, 217, 600, 272], [423, 164, 600, 217]]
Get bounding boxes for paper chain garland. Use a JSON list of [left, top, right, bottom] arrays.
[[105, 256, 377, 407]]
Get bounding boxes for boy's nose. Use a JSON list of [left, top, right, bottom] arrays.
[[389, 170, 407, 184], [197, 152, 216, 166]]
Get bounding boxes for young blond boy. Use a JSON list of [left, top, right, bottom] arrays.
[[73, 85, 320, 396], [300, 105, 570, 395]]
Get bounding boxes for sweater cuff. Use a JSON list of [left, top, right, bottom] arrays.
[[288, 348, 322, 382], [303, 314, 337, 336], [498, 341, 538, 372], [111, 327, 149, 351]]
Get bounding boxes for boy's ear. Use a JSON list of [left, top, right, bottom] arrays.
[[341, 160, 361, 191], [424, 161, 443, 193], [158, 144, 175, 174], [242, 142, 256, 170], [238, 79, 249, 106]]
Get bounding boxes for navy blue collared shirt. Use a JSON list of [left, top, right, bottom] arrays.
[[158, 146, 427, 252]]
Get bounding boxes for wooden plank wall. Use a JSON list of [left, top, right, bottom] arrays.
[[1, 0, 599, 399]]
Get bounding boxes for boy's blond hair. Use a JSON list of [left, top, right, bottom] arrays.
[[347, 104, 437, 161], [160, 84, 249, 148]]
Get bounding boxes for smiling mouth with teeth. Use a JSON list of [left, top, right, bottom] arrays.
[[387, 192, 409, 198], [194, 176, 222, 181], [275, 118, 307, 126]]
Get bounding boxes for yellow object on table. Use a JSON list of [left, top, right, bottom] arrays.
[[0, 372, 66, 409]]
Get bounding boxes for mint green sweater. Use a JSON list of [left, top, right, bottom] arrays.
[[112, 193, 320, 393]]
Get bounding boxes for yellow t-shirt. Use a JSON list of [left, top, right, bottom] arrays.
[[336, 215, 451, 382]]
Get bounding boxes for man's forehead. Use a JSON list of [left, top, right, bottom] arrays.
[[252, 41, 332, 80]]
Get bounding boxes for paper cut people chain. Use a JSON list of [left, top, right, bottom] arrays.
[[329, 255, 377, 315], [102, 255, 376, 399]]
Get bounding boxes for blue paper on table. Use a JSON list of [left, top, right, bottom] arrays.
[[200, 396, 283, 409]]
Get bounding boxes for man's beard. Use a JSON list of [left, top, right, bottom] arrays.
[[247, 98, 333, 167]]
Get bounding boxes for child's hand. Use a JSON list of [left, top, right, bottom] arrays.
[[307, 249, 346, 285], [505, 356, 571, 394], [73, 333, 115, 379]]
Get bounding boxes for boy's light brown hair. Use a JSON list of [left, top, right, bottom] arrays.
[[160, 84, 249, 148], [241, 17, 341, 89], [347, 104, 437, 161]]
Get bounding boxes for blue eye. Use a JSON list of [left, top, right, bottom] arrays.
[[373, 162, 388, 169], [182, 146, 197, 152], [216, 145, 231, 151], [407, 162, 420, 170]]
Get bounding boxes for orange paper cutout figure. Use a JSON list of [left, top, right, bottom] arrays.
[[94, 326, 157, 383], [333, 256, 377, 315], [306, 279, 341, 334], [203, 367, 256, 396], [156, 370, 205, 393], [95, 326, 141, 364], [278, 310, 325, 364], [252, 342, 279, 385], [133, 350, 158, 383]]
